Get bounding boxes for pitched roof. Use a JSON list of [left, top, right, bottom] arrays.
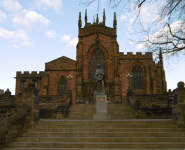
[[45, 56, 76, 71]]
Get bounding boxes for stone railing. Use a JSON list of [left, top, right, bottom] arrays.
[[127, 89, 172, 118], [39, 90, 72, 119], [0, 104, 31, 148], [0, 82, 40, 148], [172, 81, 185, 127], [0, 90, 18, 121]]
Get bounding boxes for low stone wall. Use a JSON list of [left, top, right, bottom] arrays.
[[172, 81, 185, 127], [0, 89, 4, 95], [0, 104, 31, 148], [0, 90, 19, 121], [127, 90, 172, 118], [39, 90, 72, 119]]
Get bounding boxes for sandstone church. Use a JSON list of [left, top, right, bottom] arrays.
[[15, 9, 167, 104], [2, 9, 185, 150]]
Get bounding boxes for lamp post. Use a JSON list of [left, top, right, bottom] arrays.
[[67, 74, 73, 90], [126, 73, 132, 89]]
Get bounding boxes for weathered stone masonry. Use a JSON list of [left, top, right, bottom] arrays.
[[15, 9, 167, 103]]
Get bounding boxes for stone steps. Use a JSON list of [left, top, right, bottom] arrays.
[[7, 142, 185, 149], [3, 119, 184, 149], [37, 120, 174, 125], [2, 148, 184, 150], [67, 103, 135, 119], [35, 124, 178, 128], [27, 128, 185, 132], [17, 136, 185, 142], [22, 132, 185, 137]]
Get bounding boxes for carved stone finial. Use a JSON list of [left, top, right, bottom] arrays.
[[96, 13, 99, 23], [177, 81, 184, 88], [78, 12, 82, 28], [159, 48, 163, 64], [103, 9, 106, 24], [113, 12, 117, 28], [5, 88, 11, 95], [85, 9, 87, 25]]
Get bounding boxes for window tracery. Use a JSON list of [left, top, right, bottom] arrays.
[[131, 65, 143, 89], [90, 49, 105, 81], [58, 76, 67, 95]]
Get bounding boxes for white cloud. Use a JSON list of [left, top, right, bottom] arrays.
[[2, 0, 21, 12], [119, 14, 127, 22], [13, 9, 50, 28], [68, 38, 78, 47], [61, 35, 78, 47], [12, 44, 19, 48], [0, 27, 33, 47], [0, 65, 5, 69], [61, 35, 70, 42], [35, 0, 62, 13], [45, 30, 56, 38], [137, 21, 185, 52], [0, 10, 7, 22], [129, 18, 134, 24]]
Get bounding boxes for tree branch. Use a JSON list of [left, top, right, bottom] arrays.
[[167, 0, 182, 15], [138, 0, 146, 8], [168, 24, 185, 40]]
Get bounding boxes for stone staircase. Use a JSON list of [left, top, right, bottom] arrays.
[[67, 103, 135, 119], [2, 119, 185, 149]]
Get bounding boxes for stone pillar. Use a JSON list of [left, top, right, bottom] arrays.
[[172, 81, 185, 128], [0, 89, 4, 95], [93, 93, 111, 120], [22, 82, 39, 128]]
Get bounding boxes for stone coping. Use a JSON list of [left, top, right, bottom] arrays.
[[2, 148, 185, 150], [39, 119, 172, 122]]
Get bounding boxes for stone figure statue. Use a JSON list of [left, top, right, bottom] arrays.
[[95, 64, 106, 93]]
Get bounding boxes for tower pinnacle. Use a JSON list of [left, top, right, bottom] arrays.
[[78, 12, 82, 28], [103, 9, 106, 25], [113, 12, 117, 28]]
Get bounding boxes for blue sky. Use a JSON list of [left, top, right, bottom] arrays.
[[0, 0, 184, 95]]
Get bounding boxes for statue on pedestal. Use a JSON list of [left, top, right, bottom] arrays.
[[95, 64, 106, 93]]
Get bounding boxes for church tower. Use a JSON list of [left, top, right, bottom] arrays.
[[76, 9, 121, 102]]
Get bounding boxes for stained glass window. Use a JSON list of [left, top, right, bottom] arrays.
[[58, 76, 67, 95], [131, 65, 143, 89]]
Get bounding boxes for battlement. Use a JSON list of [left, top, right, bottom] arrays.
[[118, 52, 153, 59], [78, 9, 117, 37], [16, 71, 47, 77]]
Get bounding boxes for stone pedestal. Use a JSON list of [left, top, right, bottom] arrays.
[[93, 94, 111, 120]]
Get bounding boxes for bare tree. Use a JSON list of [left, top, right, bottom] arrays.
[[79, 0, 185, 59]]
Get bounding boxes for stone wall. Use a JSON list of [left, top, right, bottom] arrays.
[[0, 89, 4, 95], [14, 10, 167, 104], [172, 81, 185, 127], [127, 90, 171, 118]]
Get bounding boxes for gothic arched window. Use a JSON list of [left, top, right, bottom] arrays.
[[20, 80, 26, 89], [58, 76, 67, 95], [131, 65, 143, 89], [90, 49, 105, 81]]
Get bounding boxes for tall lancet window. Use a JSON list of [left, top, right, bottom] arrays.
[[90, 49, 105, 81], [131, 65, 143, 89], [58, 76, 67, 95], [20, 80, 26, 89]]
